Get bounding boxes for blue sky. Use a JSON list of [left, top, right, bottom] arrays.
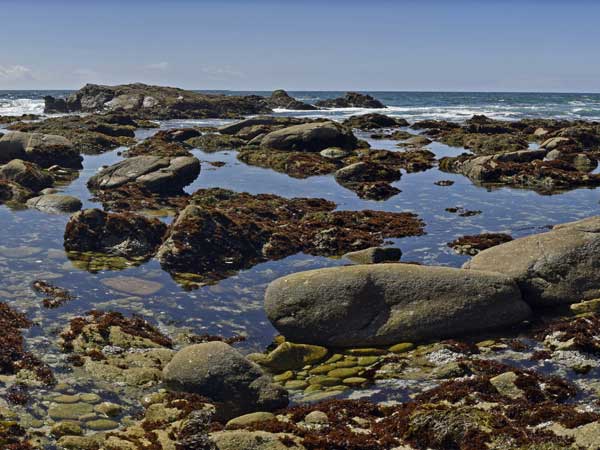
[[1, 0, 599, 92]]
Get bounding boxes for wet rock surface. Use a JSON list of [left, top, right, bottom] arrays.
[[315, 92, 385, 109], [0, 131, 82, 168]]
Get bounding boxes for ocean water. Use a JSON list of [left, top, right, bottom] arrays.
[[3, 90, 600, 121]]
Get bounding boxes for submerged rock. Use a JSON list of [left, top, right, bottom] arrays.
[[315, 92, 385, 109], [464, 216, 600, 307], [343, 246, 402, 264], [265, 264, 530, 347], [87, 154, 200, 193], [64, 208, 167, 259], [163, 342, 288, 419]]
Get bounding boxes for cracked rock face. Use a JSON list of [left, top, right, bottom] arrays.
[[464, 216, 600, 307], [87, 154, 200, 193], [264, 264, 531, 347]]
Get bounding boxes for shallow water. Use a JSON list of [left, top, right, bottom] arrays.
[[2, 103, 600, 431]]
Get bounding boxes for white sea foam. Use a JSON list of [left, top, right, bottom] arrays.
[[0, 98, 45, 116]]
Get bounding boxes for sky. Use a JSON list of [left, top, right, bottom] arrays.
[[0, 0, 599, 92]]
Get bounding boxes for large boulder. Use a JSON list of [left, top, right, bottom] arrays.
[[260, 121, 358, 152], [315, 92, 385, 109], [87, 155, 200, 193], [264, 264, 531, 347], [0, 159, 53, 192], [0, 131, 81, 168], [162, 342, 288, 419], [267, 90, 317, 111], [464, 216, 600, 307], [64, 208, 167, 259]]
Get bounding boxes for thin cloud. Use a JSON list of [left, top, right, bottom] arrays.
[[0, 65, 35, 81], [145, 62, 170, 71], [200, 66, 245, 80]]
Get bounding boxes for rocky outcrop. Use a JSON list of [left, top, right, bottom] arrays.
[[0, 159, 53, 192], [334, 161, 402, 200], [342, 113, 408, 130], [264, 264, 531, 347], [64, 208, 167, 259], [156, 188, 424, 282], [267, 90, 317, 110], [217, 116, 307, 135], [26, 194, 82, 213], [464, 216, 600, 307], [7, 114, 141, 155], [260, 121, 358, 152], [87, 155, 200, 193], [163, 342, 288, 419], [44, 83, 271, 119], [315, 92, 385, 109], [0, 131, 81, 168]]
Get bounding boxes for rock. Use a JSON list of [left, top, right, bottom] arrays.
[[101, 276, 163, 296], [218, 116, 305, 135], [94, 402, 122, 417], [163, 342, 288, 419], [398, 136, 432, 147], [51, 421, 83, 437], [0, 131, 81, 168], [260, 121, 358, 152], [157, 188, 424, 282], [0, 179, 32, 204], [464, 216, 600, 307], [265, 264, 531, 347], [186, 133, 246, 151], [267, 90, 316, 110], [48, 402, 94, 420], [251, 342, 328, 371], [86, 418, 119, 431], [0, 159, 53, 192], [210, 430, 305, 450], [26, 194, 82, 213], [540, 136, 573, 150], [342, 113, 408, 130], [315, 92, 385, 109], [489, 372, 524, 399], [335, 162, 400, 184], [64, 208, 167, 259], [304, 411, 329, 424], [570, 298, 600, 314], [388, 343, 414, 353], [45, 82, 271, 119], [225, 412, 276, 429], [56, 435, 101, 450], [343, 246, 402, 264], [319, 147, 350, 159], [87, 155, 200, 193]]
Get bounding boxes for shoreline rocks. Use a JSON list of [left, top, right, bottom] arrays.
[[0, 131, 81, 168], [267, 89, 317, 111], [265, 264, 531, 347], [260, 121, 358, 152]]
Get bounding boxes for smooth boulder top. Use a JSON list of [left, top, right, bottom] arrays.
[[260, 121, 358, 152], [87, 154, 200, 192], [26, 194, 82, 213], [265, 264, 531, 347], [464, 216, 600, 307]]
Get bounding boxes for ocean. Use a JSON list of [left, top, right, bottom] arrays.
[[3, 90, 600, 121]]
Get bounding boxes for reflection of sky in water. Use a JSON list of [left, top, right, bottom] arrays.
[[1, 118, 600, 356]]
